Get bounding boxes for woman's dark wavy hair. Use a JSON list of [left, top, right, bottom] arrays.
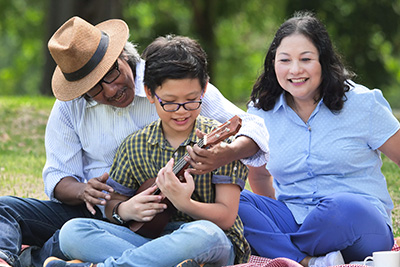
[[250, 11, 355, 111]]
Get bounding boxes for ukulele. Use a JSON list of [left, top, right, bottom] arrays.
[[128, 115, 242, 238]]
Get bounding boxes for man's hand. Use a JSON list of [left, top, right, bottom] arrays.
[[82, 172, 114, 215], [54, 174, 114, 215], [186, 130, 260, 175], [185, 129, 234, 175]]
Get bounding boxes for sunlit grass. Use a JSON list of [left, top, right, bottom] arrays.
[[383, 154, 400, 236], [0, 96, 54, 199]]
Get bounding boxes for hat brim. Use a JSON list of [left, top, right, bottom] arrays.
[[51, 19, 129, 101]]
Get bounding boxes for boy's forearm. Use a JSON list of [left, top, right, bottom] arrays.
[[173, 185, 241, 230], [177, 200, 238, 230]]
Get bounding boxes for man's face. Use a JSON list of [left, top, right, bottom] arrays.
[[87, 58, 135, 108]]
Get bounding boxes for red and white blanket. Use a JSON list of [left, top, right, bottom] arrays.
[[225, 243, 400, 267]]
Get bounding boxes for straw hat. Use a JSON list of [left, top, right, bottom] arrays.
[[48, 16, 129, 101]]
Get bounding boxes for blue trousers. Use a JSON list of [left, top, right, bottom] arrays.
[[0, 196, 102, 267], [238, 190, 393, 263]]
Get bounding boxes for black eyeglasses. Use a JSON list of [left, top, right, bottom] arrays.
[[154, 92, 203, 112], [86, 60, 120, 98]]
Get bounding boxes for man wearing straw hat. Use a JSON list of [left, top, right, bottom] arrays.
[[0, 16, 268, 267]]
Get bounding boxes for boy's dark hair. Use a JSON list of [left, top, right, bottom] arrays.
[[142, 35, 209, 96], [250, 11, 355, 112]]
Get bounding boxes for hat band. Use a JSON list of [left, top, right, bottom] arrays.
[[63, 31, 109, 82]]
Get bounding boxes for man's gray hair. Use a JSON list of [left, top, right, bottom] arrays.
[[120, 41, 141, 66]]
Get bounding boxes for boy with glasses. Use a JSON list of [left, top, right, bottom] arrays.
[[44, 35, 250, 267]]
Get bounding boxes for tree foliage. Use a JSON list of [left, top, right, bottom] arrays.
[[121, 0, 287, 101], [1, 0, 399, 107], [0, 0, 46, 95], [285, 0, 400, 89]]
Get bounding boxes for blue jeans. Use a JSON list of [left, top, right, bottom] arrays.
[[0, 196, 102, 267], [59, 218, 235, 267], [239, 190, 394, 263]]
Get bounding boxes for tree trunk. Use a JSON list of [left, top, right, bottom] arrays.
[[190, 0, 217, 79]]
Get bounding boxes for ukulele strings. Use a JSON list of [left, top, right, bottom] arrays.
[[171, 119, 233, 174], [171, 122, 232, 174], [152, 138, 206, 195], [172, 138, 205, 174], [151, 119, 235, 196]]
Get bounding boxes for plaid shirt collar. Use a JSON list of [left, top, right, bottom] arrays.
[[147, 118, 203, 149]]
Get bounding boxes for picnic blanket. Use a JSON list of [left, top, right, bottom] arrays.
[[224, 242, 400, 267]]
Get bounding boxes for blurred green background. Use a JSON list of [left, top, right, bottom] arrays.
[[1, 0, 400, 108]]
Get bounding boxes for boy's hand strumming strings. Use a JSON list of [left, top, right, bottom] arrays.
[[156, 158, 195, 210]]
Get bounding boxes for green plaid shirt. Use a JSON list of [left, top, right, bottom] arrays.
[[108, 115, 250, 264]]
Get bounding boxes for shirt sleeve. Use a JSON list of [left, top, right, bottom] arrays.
[[107, 137, 138, 197], [200, 83, 269, 167], [367, 89, 400, 150], [212, 159, 249, 190], [108, 129, 157, 196], [42, 100, 86, 201]]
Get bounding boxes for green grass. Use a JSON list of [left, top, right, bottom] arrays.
[[383, 154, 400, 236], [0, 96, 55, 199], [0, 96, 399, 237]]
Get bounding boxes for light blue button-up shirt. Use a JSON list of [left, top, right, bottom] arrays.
[[248, 81, 400, 227], [43, 60, 269, 202]]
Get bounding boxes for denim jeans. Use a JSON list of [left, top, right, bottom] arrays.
[[239, 191, 394, 263], [59, 218, 235, 267], [0, 196, 102, 267]]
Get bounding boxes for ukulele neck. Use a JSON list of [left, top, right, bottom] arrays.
[[172, 138, 204, 175]]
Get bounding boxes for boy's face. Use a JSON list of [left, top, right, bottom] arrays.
[[145, 78, 206, 139]]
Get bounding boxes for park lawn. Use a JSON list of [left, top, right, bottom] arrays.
[[0, 96, 54, 199], [0, 96, 400, 236]]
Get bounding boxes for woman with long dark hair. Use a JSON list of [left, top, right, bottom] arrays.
[[239, 11, 400, 267]]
